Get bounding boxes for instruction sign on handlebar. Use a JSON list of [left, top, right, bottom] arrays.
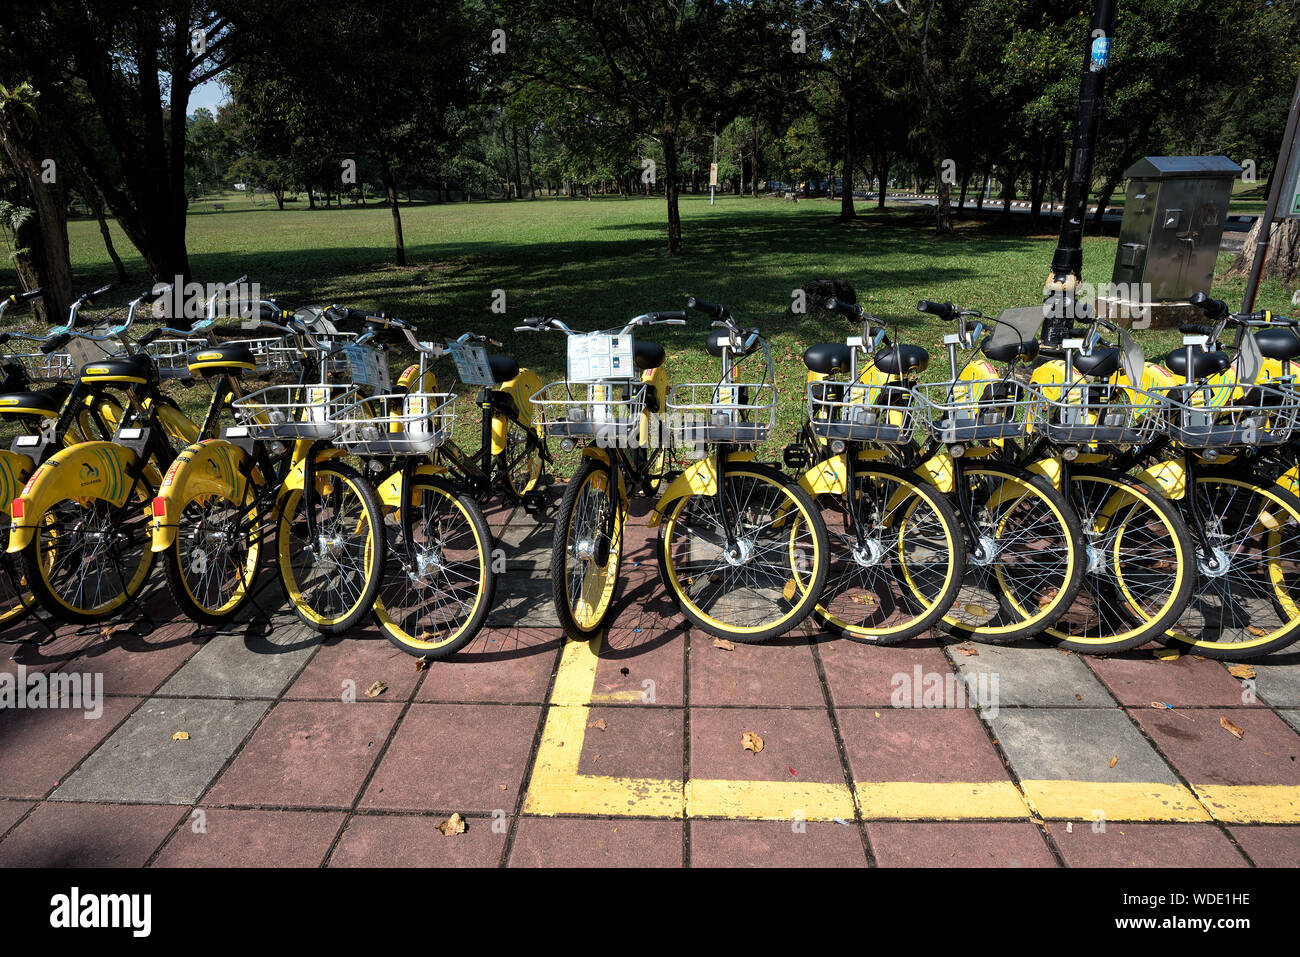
[[567, 332, 634, 382]]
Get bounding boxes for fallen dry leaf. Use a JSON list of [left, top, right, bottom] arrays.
[[963, 603, 988, 618], [955, 644, 979, 657], [781, 580, 797, 601], [589, 717, 607, 731], [1219, 716, 1245, 740], [712, 637, 736, 652], [364, 680, 387, 698], [847, 593, 877, 605], [1153, 647, 1181, 660], [1227, 664, 1257, 680], [172, 731, 189, 741], [1109, 755, 1118, 769], [437, 812, 466, 836], [414, 657, 430, 672], [741, 731, 764, 754], [1246, 626, 1269, 638]]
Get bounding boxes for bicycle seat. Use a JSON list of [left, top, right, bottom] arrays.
[[1072, 347, 1120, 378], [706, 328, 760, 358], [188, 343, 258, 378], [634, 341, 665, 370], [803, 342, 852, 375], [873, 344, 929, 376], [489, 353, 520, 383], [79, 353, 155, 385], [0, 385, 70, 419], [1255, 327, 1300, 362], [981, 336, 1040, 364], [1164, 348, 1230, 380]]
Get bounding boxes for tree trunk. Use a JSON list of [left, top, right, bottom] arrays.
[[975, 167, 989, 219], [88, 187, 128, 283], [840, 101, 856, 221], [661, 130, 683, 254], [1225, 216, 1300, 283], [379, 155, 406, 266], [1092, 170, 1123, 228]]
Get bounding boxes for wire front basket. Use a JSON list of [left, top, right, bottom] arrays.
[[666, 381, 777, 446], [1155, 382, 1300, 448], [913, 378, 1041, 444], [806, 380, 918, 446], [231, 383, 359, 441], [1025, 380, 1167, 447], [8, 351, 75, 382], [531, 380, 648, 444], [331, 391, 456, 456]]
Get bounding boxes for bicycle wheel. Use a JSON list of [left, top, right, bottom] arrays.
[[374, 474, 496, 658], [658, 460, 828, 642], [502, 417, 542, 498], [1165, 471, 1300, 659], [1044, 470, 1193, 653], [276, 462, 384, 634], [162, 484, 263, 626], [943, 464, 1084, 643], [0, 532, 31, 628], [551, 456, 625, 637], [814, 463, 965, 644], [21, 482, 156, 623]]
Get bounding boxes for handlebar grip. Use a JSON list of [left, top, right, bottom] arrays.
[[650, 310, 688, 322], [1189, 291, 1229, 320], [137, 328, 164, 348], [1179, 323, 1215, 337], [520, 316, 552, 328], [18, 288, 43, 303], [686, 297, 727, 319], [917, 300, 957, 321], [40, 333, 71, 356], [139, 286, 170, 305], [88, 283, 114, 300], [823, 298, 861, 319]]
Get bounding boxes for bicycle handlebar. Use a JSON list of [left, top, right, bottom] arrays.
[[686, 296, 727, 320]]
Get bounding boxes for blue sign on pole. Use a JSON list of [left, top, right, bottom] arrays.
[[1090, 36, 1111, 72]]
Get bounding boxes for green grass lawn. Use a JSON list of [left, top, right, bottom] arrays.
[[3, 193, 1295, 466]]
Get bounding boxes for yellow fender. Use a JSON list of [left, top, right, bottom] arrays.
[[1026, 456, 1064, 492], [151, 439, 255, 551], [1135, 459, 1187, 500], [284, 444, 347, 492], [915, 449, 955, 494], [157, 402, 200, 447], [0, 449, 35, 518], [8, 441, 159, 553], [648, 451, 757, 528], [799, 453, 847, 496], [374, 462, 446, 508], [497, 369, 544, 453]]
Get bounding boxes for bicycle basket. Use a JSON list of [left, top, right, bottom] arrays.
[[143, 338, 198, 380], [231, 383, 359, 441], [330, 391, 456, 456], [8, 351, 75, 382], [806, 380, 918, 445], [1155, 381, 1300, 448], [1024, 380, 1167, 447], [913, 378, 1041, 444], [666, 381, 776, 446], [530, 380, 647, 444]]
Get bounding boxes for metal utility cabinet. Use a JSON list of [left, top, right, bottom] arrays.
[[1111, 156, 1242, 301]]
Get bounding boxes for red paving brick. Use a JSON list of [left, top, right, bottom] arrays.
[[286, 634, 424, 701], [330, 813, 508, 866], [690, 707, 844, 784], [0, 695, 140, 799], [868, 821, 1056, 867], [1, 626, 99, 677], [0, 802, 186, 867], [0, 799, 32, 836], [818, 638, 955, 708], [205, 700, 402, 808], [509, 817, 682, 867], [1227, 825, 1300, 867], [1129, 707, 1300, 786], [415, 630, 560, 703], [593, 630, 684, 706], [837, 707, 1010, 783], [361, 703, 541, 812], [1087, 654, 1260, 709], [152, 808, 346, 867], [690, 819, 866, 867], [1051, 822, 1248, 867], [578, 706, 684, 780], [688, 638, 825, 707], [55, 626, 205, 697]]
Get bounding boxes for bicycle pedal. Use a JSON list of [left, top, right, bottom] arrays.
[[523, 487, 555, 515], [782, 444, 811, 470]]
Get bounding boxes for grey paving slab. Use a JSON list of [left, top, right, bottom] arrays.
[[156, 624, 320, 698], [946, 641, 1113, 708], [1248, 659, 1300, 708], [988, 708, 1179, 784], [52, 697, 270, 804], [487, 573, 560, 628], [1280, 709, 1300, 735]]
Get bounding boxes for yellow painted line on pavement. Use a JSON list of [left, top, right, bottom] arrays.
[[1194, 785, 1300, 823], [523, 633, 1300, 824], [1019, 780, 1211, 822]]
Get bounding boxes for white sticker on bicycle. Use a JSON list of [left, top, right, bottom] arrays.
[[66, 337, 119, 369], [567, 333, 634, 382], [448, 341, 495, 386], [342, 343, 391, 391]]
